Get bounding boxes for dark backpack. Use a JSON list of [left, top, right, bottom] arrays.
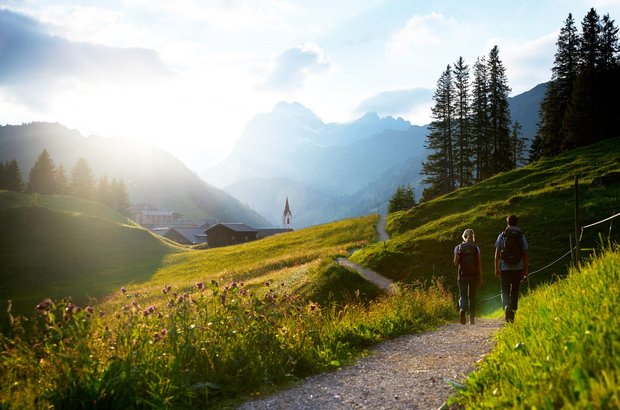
[[458, 242, 479, 276], [500, 227, 523, 264]]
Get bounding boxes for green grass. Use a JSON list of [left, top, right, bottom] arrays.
[[350, 137, 620, 315], [0, 192, 179, 319], [454, 246, 620, 409]]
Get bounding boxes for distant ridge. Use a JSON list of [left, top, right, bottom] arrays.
[[0, 122, 269, 227]]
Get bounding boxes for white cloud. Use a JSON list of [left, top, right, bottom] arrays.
[[259, 42, 332, 92], [386, 12, 456, 56], [355, 87, 433, 117]]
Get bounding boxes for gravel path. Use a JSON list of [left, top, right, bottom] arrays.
[[238, 318, 502, 409]]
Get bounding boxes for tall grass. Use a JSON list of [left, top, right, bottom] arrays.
[[0, 281, 455, 408], [454, 247, 620, 409]]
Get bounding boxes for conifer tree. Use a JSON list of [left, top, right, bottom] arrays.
[[537, 13, 579, 157], [486, 45, 512, 174], [421, 65, 455, 201], [563, 8, 601, 150], [0, 160, 25, 192], [509, 121, 527, 168], [28, 149, 57, 194], [70, 158, 95, 199], [453, 56, 472, 187], [111, 178, 132, 216], [388, 185, 415, 214], [55, 163, 69, 195], [471, 57, 490, 181], [97, 175, 112, 206]]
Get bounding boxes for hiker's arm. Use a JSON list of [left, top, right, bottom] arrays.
[[523, 250, 529, 279], [453, 249, 458, 266], [494, 248, 501, 277]]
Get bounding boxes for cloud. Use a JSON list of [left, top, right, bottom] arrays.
[[355, 87, 433, 117], [0, 9, 171, 108], [386, 12, 456, 56], [259, 42, 332, 91]]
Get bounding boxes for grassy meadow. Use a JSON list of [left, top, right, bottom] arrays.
[[351, 137, 620, 314], [454, 246, 620, 409], [0, 199, 457, 408]]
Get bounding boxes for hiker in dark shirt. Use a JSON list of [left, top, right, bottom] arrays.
[[454, 228, 482, 325], [495, 215, 529, 323]]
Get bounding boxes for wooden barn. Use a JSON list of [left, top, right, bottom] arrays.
[[205, 223, 259, 248]]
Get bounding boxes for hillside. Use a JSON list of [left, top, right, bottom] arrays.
[[0, 191, 179, 318], [0, 122, 269, 226], [351, 137, 620, 310]]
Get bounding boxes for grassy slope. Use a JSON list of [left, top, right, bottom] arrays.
[[455, 247, 620, 408], [0, 190, 380, 318], [351, 137, 620, 313], [0, 191, 179, 316]]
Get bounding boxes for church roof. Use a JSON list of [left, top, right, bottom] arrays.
[[283, 197, 291, 215]]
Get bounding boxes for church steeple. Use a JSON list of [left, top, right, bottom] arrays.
[[282, 197, 292, 229]]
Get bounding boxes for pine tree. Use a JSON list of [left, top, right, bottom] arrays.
[[509, 121, 527, 168], [28, 149, 57, 194], [388, 185, 415, 214], [70, 158, 95, 199], [470, 57, 490, 181], [97, 175, 112, 206], [486, 46, 512, 174], [0, 160, 25, 192], [564, 9, 601, 150], [421, 65, 455, 201], [111, 178, 132, 216], [452, 56, 472, 187], [55, 163, 69, 195], [538, 13, 579, 157]]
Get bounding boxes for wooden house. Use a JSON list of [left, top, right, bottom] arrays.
[[205, 223, 259, 248]]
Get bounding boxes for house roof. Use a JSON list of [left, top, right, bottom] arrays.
[[139, 210, 177, 216], [207, 223, 258, 233], [165, 227, 208, 243]]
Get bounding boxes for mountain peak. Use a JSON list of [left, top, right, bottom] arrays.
[[272, 101, 318, 118]]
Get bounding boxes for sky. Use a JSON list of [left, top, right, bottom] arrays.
[[1, 0, 620, 173]]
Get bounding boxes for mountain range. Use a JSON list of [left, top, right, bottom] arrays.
[[206, 83, 546, 228], [0, 122, 269, 227]]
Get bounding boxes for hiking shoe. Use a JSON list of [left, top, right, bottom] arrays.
[[505, 307, 515, 323], [460, 309, 466, 325], [469, 316, 475, 325]]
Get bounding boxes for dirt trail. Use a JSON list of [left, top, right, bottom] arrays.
[[239, 318, 502, 409]]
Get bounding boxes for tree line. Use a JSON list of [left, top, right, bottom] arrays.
[[420, 46, 526, 201], [531, 8, 620, 159], [0, 149, 132, 217]]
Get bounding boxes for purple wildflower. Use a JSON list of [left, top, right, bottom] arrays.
[[196, 282, 205, 290], [121, 287, 127, 294]]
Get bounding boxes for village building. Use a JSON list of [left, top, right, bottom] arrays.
[[205, 223, 259, 248], [162, 227, 208, 245], [134, 209, 183, 227]]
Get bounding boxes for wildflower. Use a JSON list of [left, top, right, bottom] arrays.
[[265, 281, 271, 287], [121, 287, 127, 294], [310, 304, 318, 311], [35, 298, 53, 312], [196, 282, 205, 290], [132, 300, 139, 307], [65, 303, 80, 314], [148, 305, 156, 313], [143, 309, 149, 317], [85, 306, 94, 315], [161, 328, 168, 336], [153, 332, 162, 342], [162, 285, 172, 295]]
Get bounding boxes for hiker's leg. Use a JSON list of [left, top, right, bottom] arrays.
[[458, 276, 469, 312], [500, 271, 511, 310], [468, 278, 477, 320], [509, 270, 522, 312]]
